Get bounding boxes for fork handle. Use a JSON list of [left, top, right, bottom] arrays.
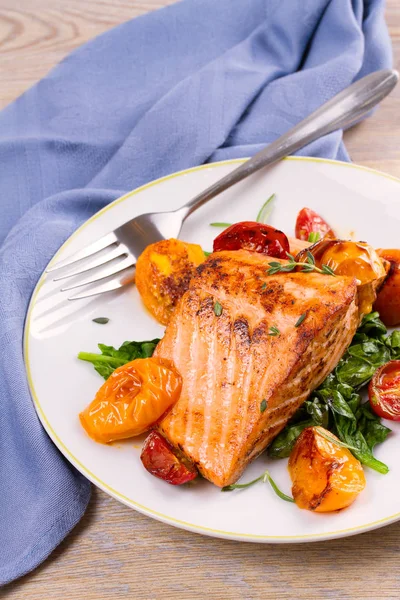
[[181, 69, 398, 218]]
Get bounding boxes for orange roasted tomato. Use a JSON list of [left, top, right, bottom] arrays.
[[373, 249, 400, 327], [135, 239, 205, 325], [79, 358, 182, 443], [296, 239, 388, 317], [288, 427, 366, 512]]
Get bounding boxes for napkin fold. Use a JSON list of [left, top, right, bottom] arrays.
[[0, 0, 391, 585]]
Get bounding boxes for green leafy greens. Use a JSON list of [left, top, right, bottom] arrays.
[[78, 339, 160, 380], [268, 312, 394, 474]]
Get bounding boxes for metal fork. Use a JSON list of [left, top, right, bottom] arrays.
[[48, 69, 398, 300]]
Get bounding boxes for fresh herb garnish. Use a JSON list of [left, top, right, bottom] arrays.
[[222, 473, 264, 491], [222, 468, 294, 503], [320, 264, 336, 276], [268, 326, 280, 336], [204, 251, 212, 257], [306, 250, 315, 264], [78, 338, 160, 380], [256, 193, 276, 223], [308, 232, 321, 243], [268, 312, 394, 474], [92, 317, 109, 324], [264, 471, 295, 503], [261, 282, 267, 290], [295, 313, 307, 327], [210, 222, 232, 228], [260, 399, 268, 413], [214, 301, 223, 316], [267, 252, 336, 276]]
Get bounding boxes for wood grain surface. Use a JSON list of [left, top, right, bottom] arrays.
[[2, 1, 400, 599]]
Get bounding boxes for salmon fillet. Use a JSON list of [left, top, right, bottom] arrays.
[[154, 250, 358, 488]]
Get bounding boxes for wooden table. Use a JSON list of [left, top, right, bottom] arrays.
[[2, 2, 400, 598]]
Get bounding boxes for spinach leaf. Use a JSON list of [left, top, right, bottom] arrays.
[[304, 399, 329, 427], [335, 356, 377, 389], [316, 389, 356, 420], [386, 330, 400, 359], [347, 392, 361, 415], [334, 339, 390, 389], [78, 338, 160, 380], [333, 412, 389, 474], [347, 341, 390, 367], [356, 404, 391, 451], [336, 383, 354, 401], [268, 420, 315, 458], [357, 311, 387, 338]]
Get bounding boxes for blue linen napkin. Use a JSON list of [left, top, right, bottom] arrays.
[[0, 0, 391, 585]]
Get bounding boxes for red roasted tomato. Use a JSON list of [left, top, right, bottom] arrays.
[[213, 221, 289, 258], [369, 360, 400, 421], [295, 207, 336, 242], [140, 430, 198, 485]]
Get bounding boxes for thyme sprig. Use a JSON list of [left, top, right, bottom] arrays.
[[267, 251, 336, 276]]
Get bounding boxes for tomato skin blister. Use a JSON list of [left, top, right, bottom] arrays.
[[79, 357, 182, 443], [213, 221, 290, 258]]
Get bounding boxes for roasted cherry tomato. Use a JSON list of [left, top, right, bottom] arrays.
[[373, 249, 400, 326], [140, 430, 198, 485], [213, 221, 290, 258], [136, 239, 205, 326], [79, 358, 182, 443], [289, 427, 366, 512], [296, 239, 387, 317], [295, 207, 336, 242], [369, 360, 400, 421]]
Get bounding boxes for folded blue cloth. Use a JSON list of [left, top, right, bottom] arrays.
[[0, 0, 391, 585]]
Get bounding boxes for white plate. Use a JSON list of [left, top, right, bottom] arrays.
[[24, 157, 400, 543]]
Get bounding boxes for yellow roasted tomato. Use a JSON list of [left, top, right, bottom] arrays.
[[296, 240, 388, 317], [135, 239, 205, 325], [288, 427, 366, 512], [79, 357, 182, 443]]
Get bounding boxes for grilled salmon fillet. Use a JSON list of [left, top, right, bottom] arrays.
[[154, 250, 358, 487]]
